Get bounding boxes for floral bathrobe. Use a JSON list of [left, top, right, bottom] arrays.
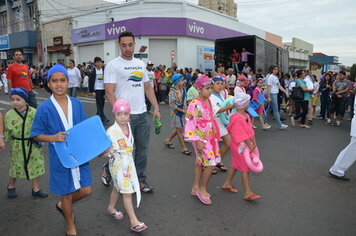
[[107, 122, 141, 207], [184, 97, 221, 167]]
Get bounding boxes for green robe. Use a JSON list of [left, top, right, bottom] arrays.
[[5, 106, 45, 180]]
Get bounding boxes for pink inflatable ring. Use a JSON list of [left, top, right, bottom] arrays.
[[242, 146, 263, 173]]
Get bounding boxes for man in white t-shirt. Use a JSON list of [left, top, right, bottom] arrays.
[[104, 31, 160, 193], [226, 68, 236, 95], [145, 61, 155, 112], [89, 57, 109, 124]]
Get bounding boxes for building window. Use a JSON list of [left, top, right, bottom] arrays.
[[0, 13, 7, 35], [28, 4, 36, 29]]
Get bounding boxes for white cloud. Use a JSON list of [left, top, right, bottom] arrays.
[[187, 0, 356, 66]]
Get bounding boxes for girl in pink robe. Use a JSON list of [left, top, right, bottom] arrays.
[[184, 75, 221, 205], [222, 93, 261, 201]]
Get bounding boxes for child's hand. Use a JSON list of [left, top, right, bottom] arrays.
[[196, 141, 206, 153], [52, 132, 69, 142], [248, 144, 256, 153], [101, 148, 112, 157], [227, 104, 234, 110]]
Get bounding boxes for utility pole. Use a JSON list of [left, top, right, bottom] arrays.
[[34, 0, 46, 65]]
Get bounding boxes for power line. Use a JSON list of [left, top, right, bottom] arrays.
[[43, 0, 63, 15], [50, 0, 115, 13]]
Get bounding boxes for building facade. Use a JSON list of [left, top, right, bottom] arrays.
[[38, 0, 115, 66], [310, 52, 340, 73], [284, 37, 313, 73], [198, 0, 237, 18], [0, 0, 37, 66], [42, 17, 73, 66], [71, 0, 283, 72], [0, 0, 115, 66]]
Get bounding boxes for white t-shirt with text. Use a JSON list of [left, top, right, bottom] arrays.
[[94, 68, 104, 90], [104, 56, 149, 114]]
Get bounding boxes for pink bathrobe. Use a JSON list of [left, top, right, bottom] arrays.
[[227, 112, 255, 172], [184, 97, 221, 167]]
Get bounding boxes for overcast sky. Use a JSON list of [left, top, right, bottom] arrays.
[[110, 0, 356, 66], [187, 0, 356, 66]]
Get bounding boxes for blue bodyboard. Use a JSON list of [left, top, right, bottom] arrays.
[[246, 107, 259, 118], [258, 93, 266, 103], [250, 93, 266, 111], [54, 115, 111, 168]]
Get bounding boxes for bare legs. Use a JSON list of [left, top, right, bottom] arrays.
[[32, 177, 40, 192], [220, 134, 231, 159], [8, 177, 16, 189], [8, 176, 42, 192], [176, 128, 188, 151], [191, 165, 214, 197], [165, 129, 177, 145], [107, 188, 145, 230], [241, 172, 253, 198], [58, 186, 92, 235], [107, 188, 120, 213], [223, 170, 260, 199], [222, 169, 237, 189], [165, 128, 189, 152]]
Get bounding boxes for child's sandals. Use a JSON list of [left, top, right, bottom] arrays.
[[108, 210, 124, 220], [131, 222, 148, 232], [196, 192, 212, 205], [244, 193, 261, 201]]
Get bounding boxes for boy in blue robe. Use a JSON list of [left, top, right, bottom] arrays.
[[31, 64, 92, 236]]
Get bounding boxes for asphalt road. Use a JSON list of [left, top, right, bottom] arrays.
[[0, 89, 355, 236]]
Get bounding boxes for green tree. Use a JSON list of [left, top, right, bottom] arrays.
[[351, 64, 356, 79]]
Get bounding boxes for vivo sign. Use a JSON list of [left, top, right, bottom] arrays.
[[188, 22, 205, 35], [106, 24, 126, 37], [71, 17, 247, 44]]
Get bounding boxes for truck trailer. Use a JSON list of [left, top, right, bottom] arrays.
[[215, 35, 289, 74]]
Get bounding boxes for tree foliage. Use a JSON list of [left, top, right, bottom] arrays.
[[351, 64, 356, 79]]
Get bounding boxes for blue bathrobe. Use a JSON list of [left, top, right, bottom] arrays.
[[31, 97, 92, 195]]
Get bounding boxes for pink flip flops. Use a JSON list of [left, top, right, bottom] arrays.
[[196, 192, 212, 205]]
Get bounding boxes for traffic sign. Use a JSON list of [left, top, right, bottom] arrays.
[[171, 50, 175, 60]]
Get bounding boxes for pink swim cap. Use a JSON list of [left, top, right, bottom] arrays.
[[196, 74, 213, 90], [112, 99, 131, 113], [233, 93, 251, 108], [240, 75, 249, 81]]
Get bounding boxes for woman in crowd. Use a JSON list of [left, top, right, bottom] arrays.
[[318, 73, 332, 120], [290, 70, 314, 128], [67, 60, 82, 98]]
